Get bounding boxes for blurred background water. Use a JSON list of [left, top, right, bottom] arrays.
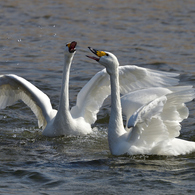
[[0, 0, 195, 194]]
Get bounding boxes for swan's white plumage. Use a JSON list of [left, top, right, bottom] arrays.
[[123, 88, 195, 156], [87, 48, 195, 156], [0, 74, 54, 129], [71, 65, 179, 125], [70, 69, 110, 124], [0, 41, 93, 136], [126, 87, 195, 148], [0, 42, 187, 138], [118, 65, 179, 94], [121, 87, 172, 126], [127, 95, 167, 128]]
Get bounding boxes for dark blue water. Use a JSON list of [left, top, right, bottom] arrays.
[[0, 0, 195, 194]]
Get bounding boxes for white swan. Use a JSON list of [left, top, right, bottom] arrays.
[[87, 47, 195, 156], [0, 42, 180, 137], [0, 41, 93, 136]]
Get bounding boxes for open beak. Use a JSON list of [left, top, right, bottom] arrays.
[[86, 47, 100, 61], [68, 41, 77, 53]]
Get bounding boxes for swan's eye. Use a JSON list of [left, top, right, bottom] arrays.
[[106, 53, 109, 56]]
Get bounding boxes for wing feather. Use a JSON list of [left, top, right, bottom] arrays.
[[0, 74, 53, 128], [126, 86, 195, 149], [70, 69, 110, 124], [119, 65, 179, 94], [71, 65, 179, 124], [128, 96, 167, 128]]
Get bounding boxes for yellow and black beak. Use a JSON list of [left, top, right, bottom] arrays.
[[86, 47, 107, 61], [66, 41, 77, 53]]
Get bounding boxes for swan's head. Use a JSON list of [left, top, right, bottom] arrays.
[[65, 41, 77, 56], [87, 47, 119, 75]]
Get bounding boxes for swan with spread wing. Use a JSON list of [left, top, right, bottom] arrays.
[[87, 47, 195, 156], [0, 41, 180, 137], [0, 41, 92, 136]]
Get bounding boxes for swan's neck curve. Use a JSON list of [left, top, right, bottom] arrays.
[[108, 68, 126, 150], [56, 54, 73, 121]]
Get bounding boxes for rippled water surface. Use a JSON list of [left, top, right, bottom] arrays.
[[0, 0, 195, 194]]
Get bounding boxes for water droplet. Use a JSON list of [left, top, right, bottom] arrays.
[[20, 140, 26, 145]]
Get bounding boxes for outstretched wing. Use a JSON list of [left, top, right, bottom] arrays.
[[128, 96, 167, 128], [70, 69, 110, 124], [119, 65, 179, 94], [0, 74, 54, 128], [121, 87, 172, 127], [126, 96, 167, 146], [71, 65, 179, 124], [126, 86, 195, 153]]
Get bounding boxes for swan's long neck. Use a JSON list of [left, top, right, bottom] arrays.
[[56, 54, 73, 121], [108, 68, 126, 150]]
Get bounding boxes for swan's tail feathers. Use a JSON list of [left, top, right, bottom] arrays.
[[151, 138, 195, 156], [0, 74, 53, 129], [169, 139, 195, 155]]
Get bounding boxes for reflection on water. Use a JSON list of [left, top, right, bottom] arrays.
[[0, 0, 195, 194]]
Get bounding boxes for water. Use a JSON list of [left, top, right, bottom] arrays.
[[0, 0, 195, 194]]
